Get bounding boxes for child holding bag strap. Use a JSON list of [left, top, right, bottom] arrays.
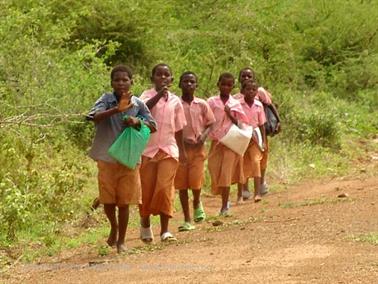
[[207, 72, 248, 216]]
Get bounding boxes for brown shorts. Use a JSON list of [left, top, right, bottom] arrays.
[[175, 144, 206, 190], [208, 141, 244, 195], [97, 160, 142, 206], [139, 150, 179, 218], [243, 141, 263, 178], [261, 138, 269, 170]]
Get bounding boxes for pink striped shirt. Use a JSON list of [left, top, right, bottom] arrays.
[[140, 88, 186, 159], [207, 95, 248, 141], [181, 97, 216, 143]]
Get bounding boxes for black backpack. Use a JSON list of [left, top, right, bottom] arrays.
[[263, 103, 280, 137]]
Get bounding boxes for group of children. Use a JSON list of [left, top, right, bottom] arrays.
[[88, 64, 280, 253]]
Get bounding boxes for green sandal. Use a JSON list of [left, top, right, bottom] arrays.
[[178, 222, 195, 232], [194, 202, 206, 223]]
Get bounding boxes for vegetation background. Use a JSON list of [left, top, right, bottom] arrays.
[[0, 0, 377, 263]]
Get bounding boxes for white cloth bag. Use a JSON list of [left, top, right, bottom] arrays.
[[253, 127, 264, 151], [219, 124, 253, 156]]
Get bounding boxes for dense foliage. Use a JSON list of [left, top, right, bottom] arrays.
[[0, 0, 377, 246]]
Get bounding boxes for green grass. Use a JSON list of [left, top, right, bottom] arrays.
[[279, 197, 351, 209], [353, 233, 378, 245]]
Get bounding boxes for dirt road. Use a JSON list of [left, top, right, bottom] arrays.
[[3, 173, 378, 283]]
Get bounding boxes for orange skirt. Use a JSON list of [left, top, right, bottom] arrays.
[[97, 160, 142, 206], [175, 144, 206, 190], [207, 141, 244, 195], [139, 150, 179, 218], [243, 141, 263, 179]]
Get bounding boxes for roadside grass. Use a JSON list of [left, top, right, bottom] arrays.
[[352, 233, 378, 246], [279, 197, 352, 209]]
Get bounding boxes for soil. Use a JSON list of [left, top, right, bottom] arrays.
[[2, 164, 378, 283]]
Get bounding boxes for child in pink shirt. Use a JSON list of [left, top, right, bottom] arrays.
[[238, 67, 281, 197], [175, 71, 215, 231], [207, 72, 248, 216], [237, 80, 266, 203], [139, 63, 187, 242]]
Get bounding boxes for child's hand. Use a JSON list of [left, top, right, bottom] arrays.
[[261, 142, 266, 152], [157, 86, 169, 101], [184, 138, 196, 145], [196, 133, 207, 145], [124, 116, 141, 128], [118, 92, 133, 112], [224, 105, 232, 117], [178, 149, 188, 165]]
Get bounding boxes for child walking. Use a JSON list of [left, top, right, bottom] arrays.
[[174, 71, 215, 231], [207, 72, 247, 216], [87, 65, 156, 253], [238, 67, 281, 197], [236, 80, 266, 203], [139, 63, 187, 242]]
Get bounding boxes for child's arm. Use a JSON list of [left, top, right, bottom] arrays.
[[145, 86, 169, 110], [196, 124, 213, 145], [175, 130, 187, 164], [92, 92, 133, 123], [136, 100, 158, 133], [259, 124, 266, 151], [224, 105, 238, 125]]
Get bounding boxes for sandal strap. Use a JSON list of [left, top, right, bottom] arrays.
[[161, 232, 177, 241]]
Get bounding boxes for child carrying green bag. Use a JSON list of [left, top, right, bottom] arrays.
[[87, 65, 156, 254]]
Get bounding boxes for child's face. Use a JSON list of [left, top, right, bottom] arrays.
[[242, 84, 258, 100], [239, 69, 254, 84], [111, 71, 132, 95], [180, 74, 197, 94], [218, 78, 234, 96], [152, 65, 173, 90]]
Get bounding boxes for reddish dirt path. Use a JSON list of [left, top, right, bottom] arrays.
[[3, 173, 378, 283]]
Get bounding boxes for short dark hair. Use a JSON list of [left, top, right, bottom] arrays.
[[179, 71, 198, 85], [218, 72, 235, 83], [151, 63, 172, 77], [241, 80, 258, 90], [111, 64, 133, 80]]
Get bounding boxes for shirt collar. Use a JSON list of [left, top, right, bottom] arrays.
[[181, 96, 200, 104]]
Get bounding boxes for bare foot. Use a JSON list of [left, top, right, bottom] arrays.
[[236, 196, 244, 205], [254, 195, 262, 203], [117, 243, 127, 254]]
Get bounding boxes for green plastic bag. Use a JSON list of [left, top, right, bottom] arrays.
[[108, 120, 151, 169]]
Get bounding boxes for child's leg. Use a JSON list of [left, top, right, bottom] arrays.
[[139, 155, 156, 230], [117, 205, 129, 252], [261, 169, 266, 186], [254, 177, 262, 202], [192, 189, 201, 209], [141, 215, 151, 228], [237, 179, 250, 201], [179, 189, 191, 223], [220, 186, 230, 211], [117, 205, 129, 242], [160, 213, 170, 236], [103, 204, 118, 247], [237, 183, 243, 200], [192, 189, 206, 222]]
